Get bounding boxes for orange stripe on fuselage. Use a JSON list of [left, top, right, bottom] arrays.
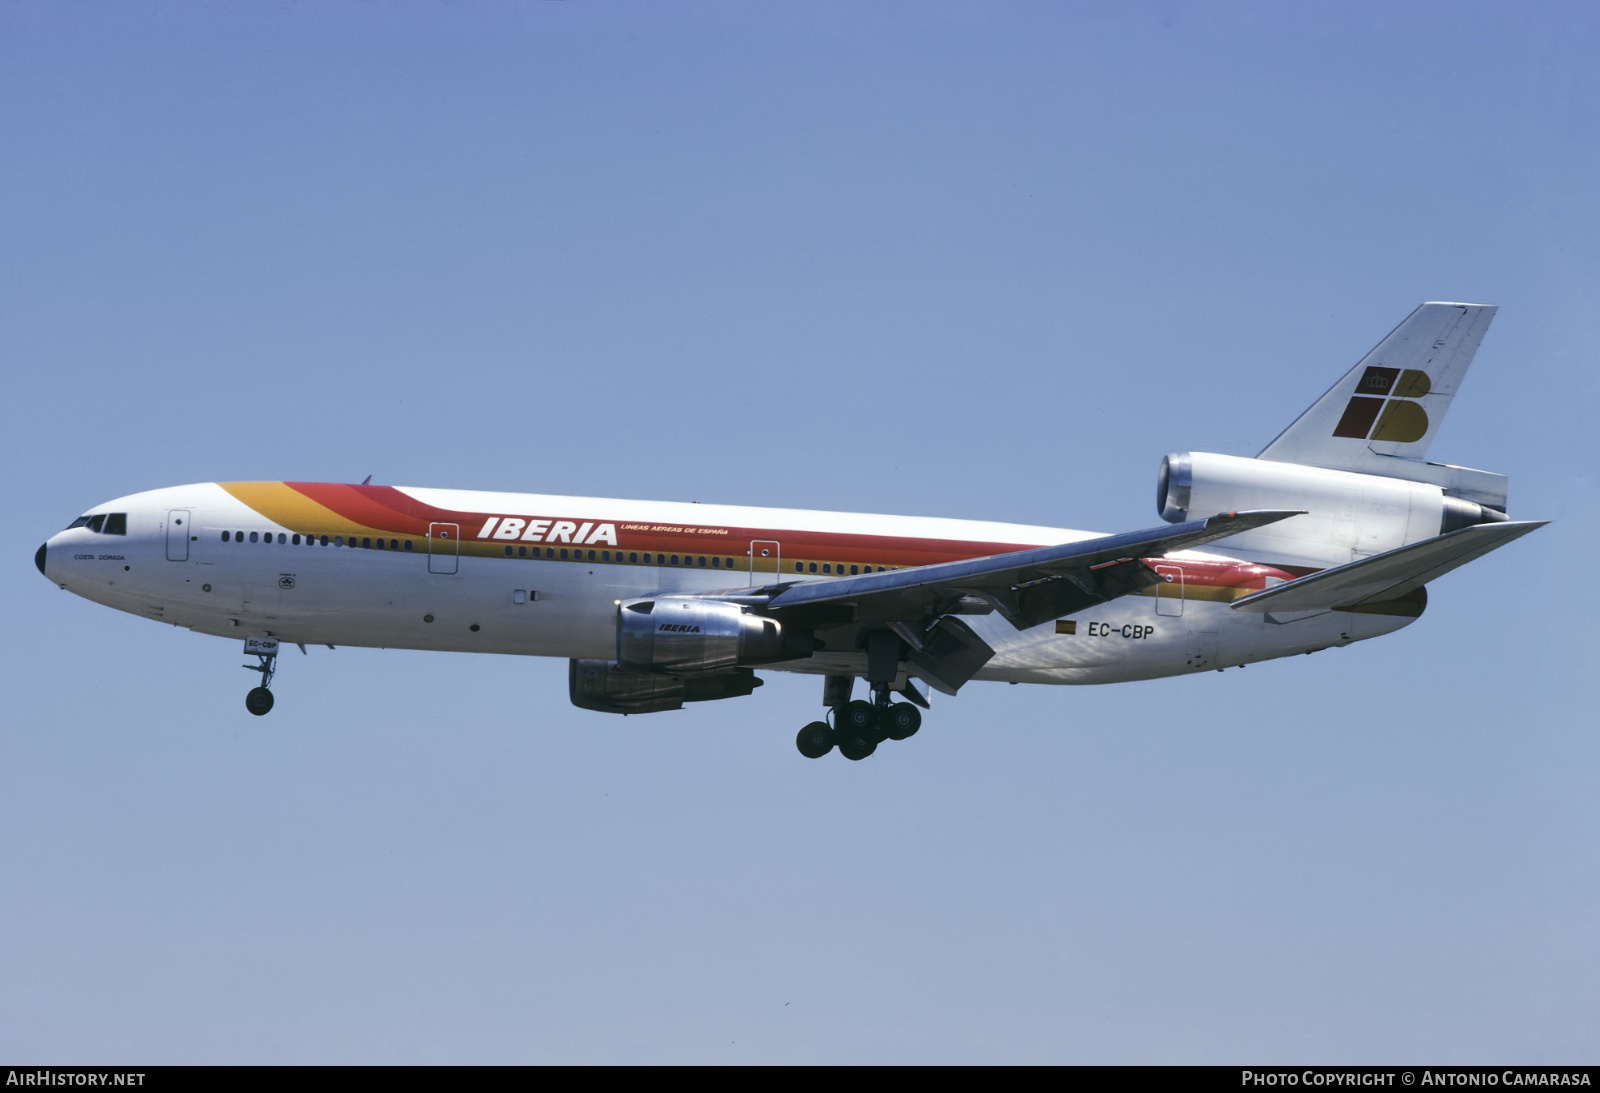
[[217, 482, 373, 537]]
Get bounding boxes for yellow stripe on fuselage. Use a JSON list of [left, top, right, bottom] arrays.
[[218, 481, 390, 539]]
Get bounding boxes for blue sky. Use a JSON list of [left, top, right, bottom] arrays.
[[3, 1, 1596, 1063]]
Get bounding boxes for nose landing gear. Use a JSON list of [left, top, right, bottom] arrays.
[[242, 637, 279, 716]]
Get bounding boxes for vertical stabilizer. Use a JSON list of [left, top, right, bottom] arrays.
[[1257, 302, 1497, 475]]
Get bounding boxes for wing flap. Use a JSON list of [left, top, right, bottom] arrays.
[[1230, 520, 1545, 614], [762, 509, 1304, 631]]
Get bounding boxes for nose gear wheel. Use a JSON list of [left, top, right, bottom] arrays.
[[242, 649, 278, 716]]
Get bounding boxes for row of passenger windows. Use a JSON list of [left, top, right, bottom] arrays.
[[797, 562, 888, 575], [217, 529, 897, 575], [503, 546, 737, 566], [497, 545, 893, 573], [221, 530, 415, 550], [68, 513, 127, 535]]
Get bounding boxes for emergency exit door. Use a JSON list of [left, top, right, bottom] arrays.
[[1154, 564, 1184, 616], [166, 510, 190, 561], [749, 540, 780, 584], [429, 522, 459, 574]]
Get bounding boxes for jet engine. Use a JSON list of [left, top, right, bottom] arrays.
[[1157, 451, 1507, 568], [616, 597, 814, 676], [568, 659, 763, 715]]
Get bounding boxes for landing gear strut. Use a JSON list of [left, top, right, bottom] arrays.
[[243, 641, 278, 716]]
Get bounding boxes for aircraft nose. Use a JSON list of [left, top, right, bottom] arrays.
[[35, 541, 47, 576]]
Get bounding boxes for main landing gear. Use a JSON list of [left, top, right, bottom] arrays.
[[795, 673, 924, 761]]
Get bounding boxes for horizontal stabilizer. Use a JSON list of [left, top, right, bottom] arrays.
[[1231, 520, 1545, 614]]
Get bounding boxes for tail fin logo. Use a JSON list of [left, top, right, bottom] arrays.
[[1332, 366, 1432, 443]]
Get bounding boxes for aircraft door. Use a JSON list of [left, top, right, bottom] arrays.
[[749, 540, 781, 585], [1154, 564, 1183, 616], [166, 510, 191, 561], [429, 522, 459, 575]]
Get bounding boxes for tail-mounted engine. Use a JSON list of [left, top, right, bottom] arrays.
[[617, 597, 814, 676], [1157, 451, 1507, 567]]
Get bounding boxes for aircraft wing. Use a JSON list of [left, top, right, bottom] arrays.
[[1230, 520, 1546, 615], [760, 509, 1304, 632]]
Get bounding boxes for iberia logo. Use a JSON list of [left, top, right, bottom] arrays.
[[476, 517, 618, 546], [1332, 366, 1431, 443]]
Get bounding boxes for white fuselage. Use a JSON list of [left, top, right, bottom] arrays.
[[40, 482, 1416, 691]]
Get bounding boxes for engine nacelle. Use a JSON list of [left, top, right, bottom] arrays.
[[1157, 451, 1506, 568], [616, 597, 813, 677], [569, 659, 762, 715]]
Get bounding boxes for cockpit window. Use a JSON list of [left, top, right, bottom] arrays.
[[65, 513, 127, 534]]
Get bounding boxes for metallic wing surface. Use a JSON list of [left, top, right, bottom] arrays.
[[758, 509, 1304, 631]]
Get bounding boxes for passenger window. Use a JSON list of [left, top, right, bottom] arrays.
[[822, 564, 831, 574], [360, 537, 369, 548], [794, 562, 802, 572], [104, 513, 127, 535], [711, 557, 720, 568], [657, 554, 666, 565], [517, 546, 527, 558], [390, 539, 398, 550], [504, 546, 513, 557], [850, 565, 858, 575], [808, 562, 817, 573], [697, 556, 706, 567], [588, 550, 596, 561], [404, 540, 413, 551], [220, 531, 229, 542], [602, 551, 611, 562], [726, 558, 734, 569], [629, 552, 639, 563], [321, 536, 330, 546], [375, 538, 384, 549], [560, 548, 569, 560], [249, 531, 259, 543], [278, 533, 287, 544], [292, 534, 301, 545], [334, 536, 343, 546]]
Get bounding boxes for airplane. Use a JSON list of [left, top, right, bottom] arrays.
[[36, 302, 1543, 760]]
